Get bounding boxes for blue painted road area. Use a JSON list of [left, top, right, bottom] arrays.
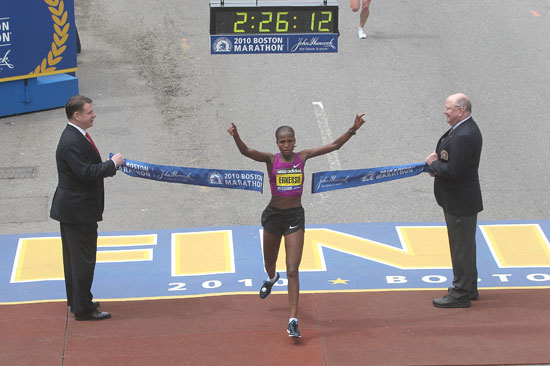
[[1, 220, 549, 304]]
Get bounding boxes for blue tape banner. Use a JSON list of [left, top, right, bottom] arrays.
[[114, 156, 264, 193], [210, 34, 338, 54], [1, 0, 77, 82], [312, 162, 430, 193]]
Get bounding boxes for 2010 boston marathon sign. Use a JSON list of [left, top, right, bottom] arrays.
[[209, 1, 339, 54], [0, 0, 77, 82], [114, 155, 264, 193]]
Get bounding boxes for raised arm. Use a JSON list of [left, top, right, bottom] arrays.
[[227, 123, 273, 163], [300, 113, 366, 161]]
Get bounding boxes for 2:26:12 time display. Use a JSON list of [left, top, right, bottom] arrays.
[[214, 8, 337, 34]]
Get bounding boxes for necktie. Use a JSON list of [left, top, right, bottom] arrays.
[[85, 132, 101, 158], [443, 128, 453, 144]]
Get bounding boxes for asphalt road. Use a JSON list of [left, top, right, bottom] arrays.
[[1, 0, 549, 235]]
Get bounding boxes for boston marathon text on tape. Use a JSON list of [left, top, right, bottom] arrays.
[[114, 155, 264, 193], [312, 163, 430, 193]]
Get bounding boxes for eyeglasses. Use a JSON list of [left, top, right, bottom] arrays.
[[444, 106, 462, 112]]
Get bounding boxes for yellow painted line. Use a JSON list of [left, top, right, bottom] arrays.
[[11, 237, 64, 283], [0, 68, 78, 82], [172, 230, 234, 276], [2, 286, 550, 306], [98, 234, 157, 247], [274, 227, 453, 271], [481, 224, 550, 268], [11, 235, 157, 283], [97, 249, 153, 262]]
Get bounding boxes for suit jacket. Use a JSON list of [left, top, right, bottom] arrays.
[[429, 117, 483, 216], [50, 125, 117, 224]]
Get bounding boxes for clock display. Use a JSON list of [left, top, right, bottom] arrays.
[[210, 6, 338, 34]]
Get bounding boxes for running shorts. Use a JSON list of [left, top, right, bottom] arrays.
[[261, 205, 305, 236]]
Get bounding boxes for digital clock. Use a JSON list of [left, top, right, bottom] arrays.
[[209, 1, 339, 54], [210, 6, 338, 35]]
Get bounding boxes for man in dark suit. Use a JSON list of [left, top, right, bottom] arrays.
[[50, 95, 125, 320], [426, 93, 483, 308]]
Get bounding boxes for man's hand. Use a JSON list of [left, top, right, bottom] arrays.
[[111, 153, 125, 168], [425, 152, 438, 165]]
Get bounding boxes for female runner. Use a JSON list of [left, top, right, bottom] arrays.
[[349, 0, 373, 39], [227, 114, 365, 337]]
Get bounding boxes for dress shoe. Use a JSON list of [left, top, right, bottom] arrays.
[[470, 292, 479, 301], [75, 310, 112, 321], [433, 295, 471, 308]]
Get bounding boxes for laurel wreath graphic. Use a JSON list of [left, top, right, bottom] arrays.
[[28, 0, 69, 75]]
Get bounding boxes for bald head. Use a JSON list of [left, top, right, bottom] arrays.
[[447, 93, 472, 113], [444, 93, 472, 127]]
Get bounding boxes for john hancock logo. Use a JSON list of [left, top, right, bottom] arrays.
[[0, 49, 14, 70], [291, 36, 337, 53]]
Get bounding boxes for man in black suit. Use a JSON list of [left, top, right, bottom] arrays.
[[50, 95, 125, 320], [426, 93, 483, 308]]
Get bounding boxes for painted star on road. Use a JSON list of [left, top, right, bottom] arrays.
[[328, 278, 350, 285]]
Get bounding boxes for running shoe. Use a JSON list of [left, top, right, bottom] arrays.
[[259, 272, 280, 299], [287, 319, 301, 338], [358, 27, 367, 39]]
